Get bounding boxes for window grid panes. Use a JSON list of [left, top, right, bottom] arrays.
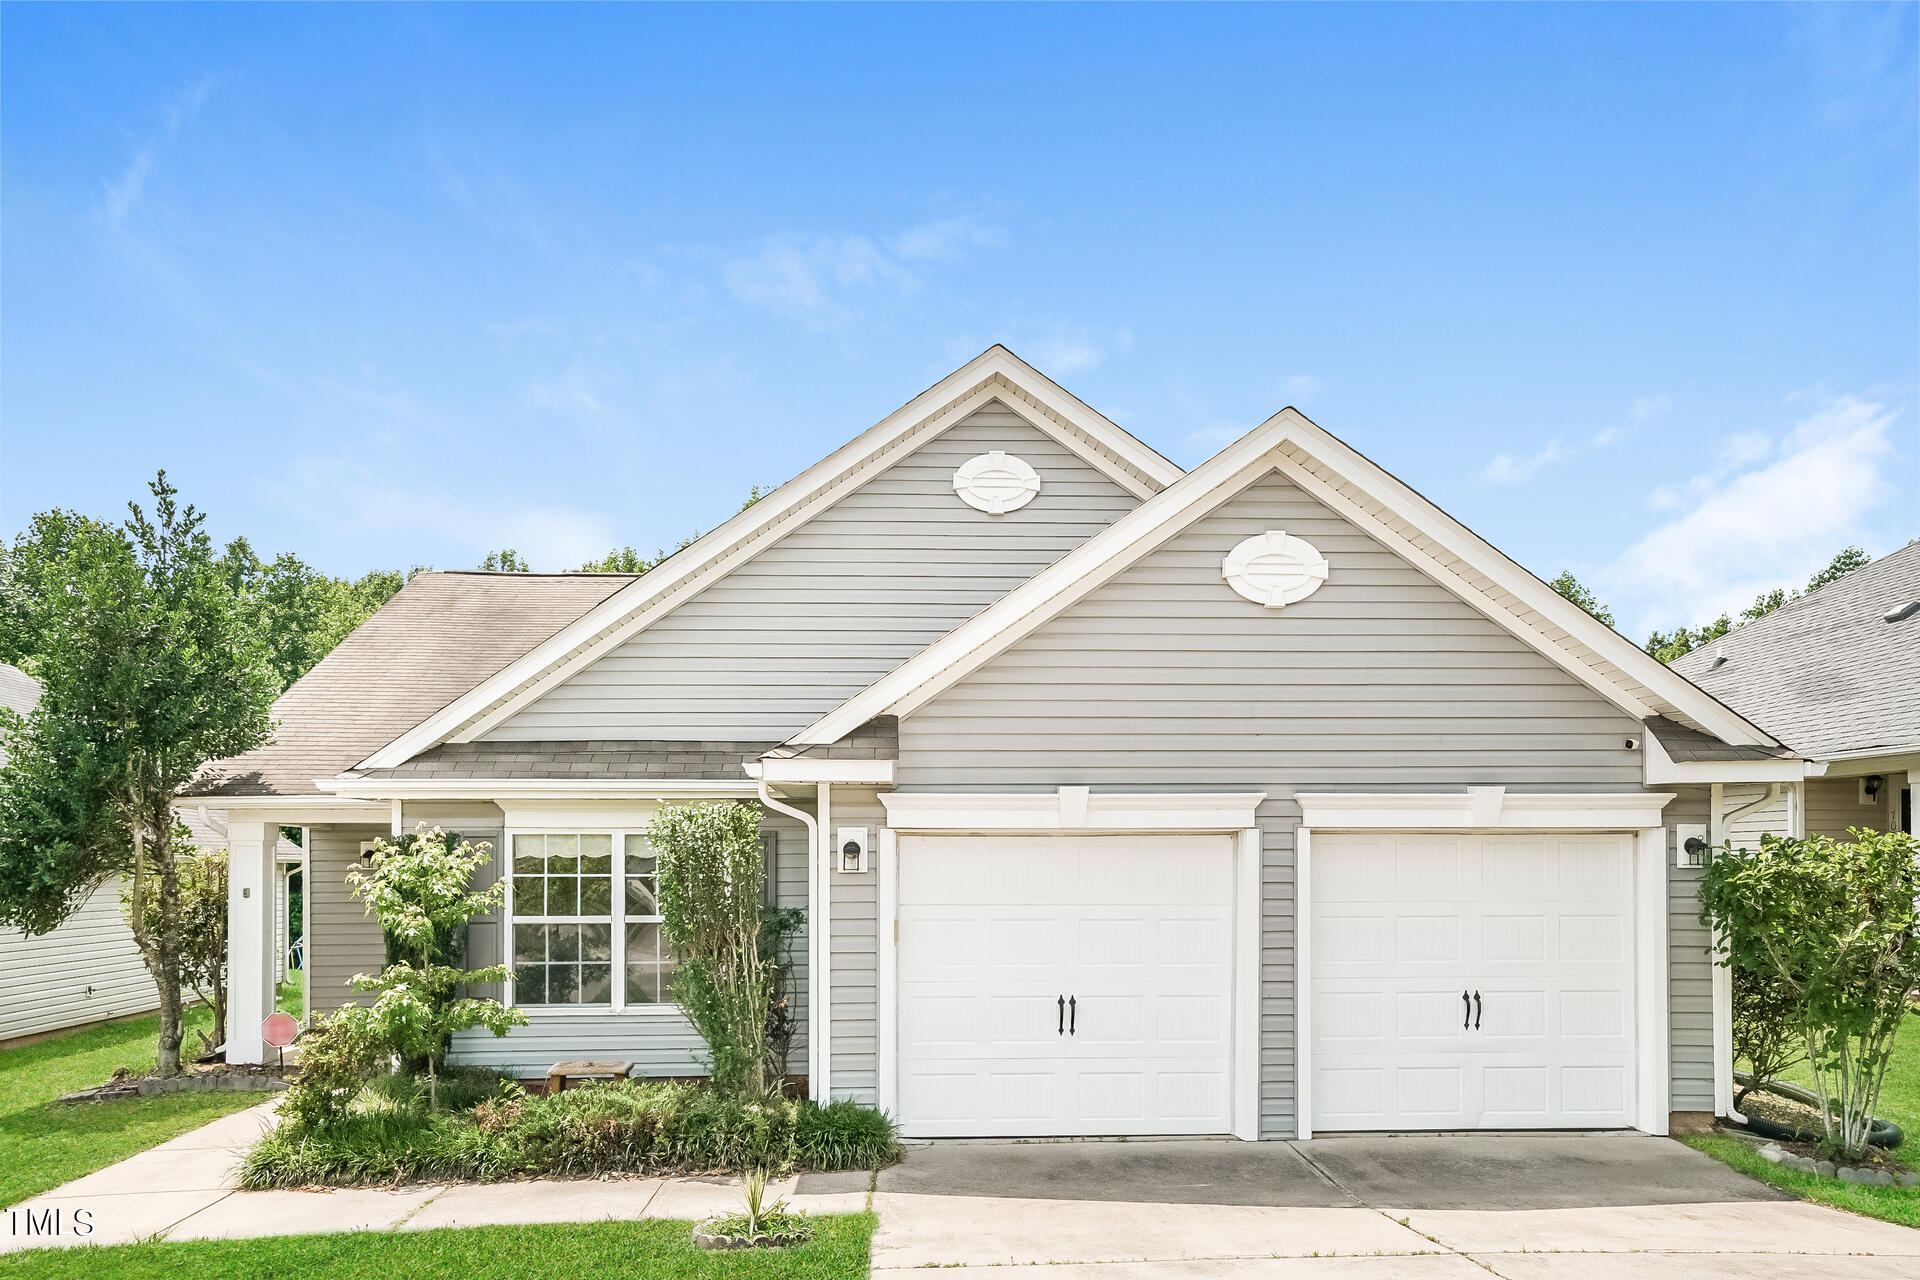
[[623, 835, 674, 1006]]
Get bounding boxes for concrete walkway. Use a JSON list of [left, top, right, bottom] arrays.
[[7, 1111, 1919, 1279], [1, 1099, 867, 1252]]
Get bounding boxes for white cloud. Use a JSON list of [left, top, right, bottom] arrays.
[[1631, 393, 1674, 420], [723, 214, 1004, 326], [1603, 396, 1897, 632], [102, 77, 214, 228], [1481, 424, 1624, 484]]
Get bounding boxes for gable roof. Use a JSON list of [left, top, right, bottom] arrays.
[[354, 346, 1182, 771], [190, 571, 638, 797], [1671, 541, 1920, 759], [785, 407, 1786, 752]]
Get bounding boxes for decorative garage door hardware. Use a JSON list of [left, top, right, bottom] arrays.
[[1056, 995, 1077, 1035], [1461, 990, 1481, 1030]]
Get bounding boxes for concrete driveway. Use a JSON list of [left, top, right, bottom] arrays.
[[829, 1132, 1920, 1279]]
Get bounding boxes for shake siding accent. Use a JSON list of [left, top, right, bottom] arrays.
[[306, 825, 391, 1017], [0, 884, 158, 1043], [430, 803, 815, 1078], [1665, 785, 1714, 1113], [487, 402, 1142, 742], [891, 470, 1650, 1138], [828, 787, 883, 1103]]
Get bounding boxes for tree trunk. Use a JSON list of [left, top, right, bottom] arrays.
[[150, 807, 188, 1077]]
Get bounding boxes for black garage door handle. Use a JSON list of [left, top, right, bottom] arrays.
[[1462, 990, 1471, 1029], [1069, 995, 1077, 1035], [1473, 990, 1482, 1031], [1058, 995, 1065, 1035]]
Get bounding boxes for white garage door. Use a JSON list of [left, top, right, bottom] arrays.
[[1311, 832, 1637, 1132], [897, 834, 1235, 1138]]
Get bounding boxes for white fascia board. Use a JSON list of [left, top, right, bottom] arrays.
[[880, 788, 1267, 833], [793, 415, 1309, 745], [755, 758, 896, 784], [317, 777, 762, 800], [1279, 420, 1779, 748], [357, 349, 1176, 772], [171, 796, 387, 825], [1294, 788, 1675, 831]]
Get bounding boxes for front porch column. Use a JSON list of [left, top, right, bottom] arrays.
[[226, 819, 278, 1064]]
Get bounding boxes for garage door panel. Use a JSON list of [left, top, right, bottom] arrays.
[[898, 834, 1236, 1138], [1311, 832, 1637, 1132]]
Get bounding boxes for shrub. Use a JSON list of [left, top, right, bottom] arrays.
[[1701, 827, 1920, 1157], [651, 802, 772, 1095], [243, 1076, 899, 1188], [1732, 963, 1803, 1106]]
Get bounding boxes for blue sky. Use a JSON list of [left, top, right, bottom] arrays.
[[3, 3, 1915, 639]]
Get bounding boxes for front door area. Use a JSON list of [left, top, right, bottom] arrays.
[[1309, 832, 1638, 1132], [895, 833, 1236, 1138]]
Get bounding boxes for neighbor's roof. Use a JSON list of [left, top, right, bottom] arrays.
[[1671, 542, 1920, 759], [0, 663, 40, 720], [189, 571, 639, 797]]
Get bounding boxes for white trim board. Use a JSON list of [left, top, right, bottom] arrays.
[[880, 788, 1267, 833], [1293, 789, 1674, 831], [786, 409, 1783, 752], [357, 348, 1180, 772]]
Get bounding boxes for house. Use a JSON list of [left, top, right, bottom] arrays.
[[0, 664, 159, 1045], [190, 347, 1808, 1140], [1670, 541, 1918, 843]]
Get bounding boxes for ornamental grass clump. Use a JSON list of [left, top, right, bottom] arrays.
[[1701, 828, 1920, 1160]]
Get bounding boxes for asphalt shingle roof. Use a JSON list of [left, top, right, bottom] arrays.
[[189, 571, 639, 797], [1671, 542, 1920, 759], [1643, 715, 1794, 764], [365, 739, 779, 781]]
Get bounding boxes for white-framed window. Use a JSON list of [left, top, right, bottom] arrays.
[[506, 829, 674, 1011]]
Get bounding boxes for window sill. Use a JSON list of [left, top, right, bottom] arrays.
[[508, 1004, 685, 1018]]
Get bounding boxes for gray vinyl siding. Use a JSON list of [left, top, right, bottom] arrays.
[[433, 803, 814, 1079], [0, 883, 158, 1043], [306, 825, 391, 1017], [1804, 776, 1890, 839], [891, 469, 1652, 1138], [488, 401, 1142, 743], [1665, 785, 1713, 1114], [826, 787, 883, 1104]]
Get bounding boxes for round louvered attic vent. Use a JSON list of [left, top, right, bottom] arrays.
[[1221, 530, 1330, 609], [952, 451, 1042, 514]]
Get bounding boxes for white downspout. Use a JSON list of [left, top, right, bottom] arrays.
[[758, 780, 820, 1097], [1712, 780, 1783, 1125]]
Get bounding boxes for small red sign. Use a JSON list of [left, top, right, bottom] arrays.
[[261, 1012, 299, 1048]]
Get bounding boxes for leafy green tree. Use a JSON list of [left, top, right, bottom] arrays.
[[217, 541, 411, 690], [1548, 571, 1615, 628], [342, 825, 524, 1111], [579, 546, 659, 573], [652, 801, 772, 1095], [1647, 545, 1875, 663], [0, 509, 119, 673], [1699, 829, 1920, 1157], [0, 473, 279, 1075], [124, 827, 229, 1055], [479, 549, 531, 572]]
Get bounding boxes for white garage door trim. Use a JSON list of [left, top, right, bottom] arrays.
[[1296, 789, 1672, 1139], [877, 790, 1265, 1141]]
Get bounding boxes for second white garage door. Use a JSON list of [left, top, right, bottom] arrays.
[[896, 834, 1236, 1138], [1310, 832, 1638, 1132]]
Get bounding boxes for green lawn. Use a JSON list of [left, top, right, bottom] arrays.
[[1680, 1134, 1920, 1229], [277, 970, 305, 1020], [0, 1213, 876, 1280], [1, 986, 301, 1209], [1775, 1009, 1920, 1135]]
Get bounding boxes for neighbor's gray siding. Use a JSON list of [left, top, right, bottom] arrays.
[[0, 883, 158, 1043], [488, 401, 1142, 743], [826, 786, 884, 1103], [888, 470, 1651, 1138], [306, 825, 391, 1017], [439, 803, 814, 1079], [1665, 785, 1714, 1114]]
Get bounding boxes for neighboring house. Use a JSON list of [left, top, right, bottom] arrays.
[[177, 807, 305, 998], [0, 664, 159, 1044], [189, 347, 1804, 1140], [1670, 541, 1918, 844]]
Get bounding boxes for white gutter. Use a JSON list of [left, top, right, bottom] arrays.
[[1711, 780, 1784, 1126], [757, 780, 821, 1098]]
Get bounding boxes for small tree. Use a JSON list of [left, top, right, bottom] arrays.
[[1700, 828, 1920, 1157], [343, 825, 524, 1111], [123, 826, 229, 1056], [1730, 965, 1802, 1107], [652, 801, 771, 1096], [0, 473, 278, 1075]]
